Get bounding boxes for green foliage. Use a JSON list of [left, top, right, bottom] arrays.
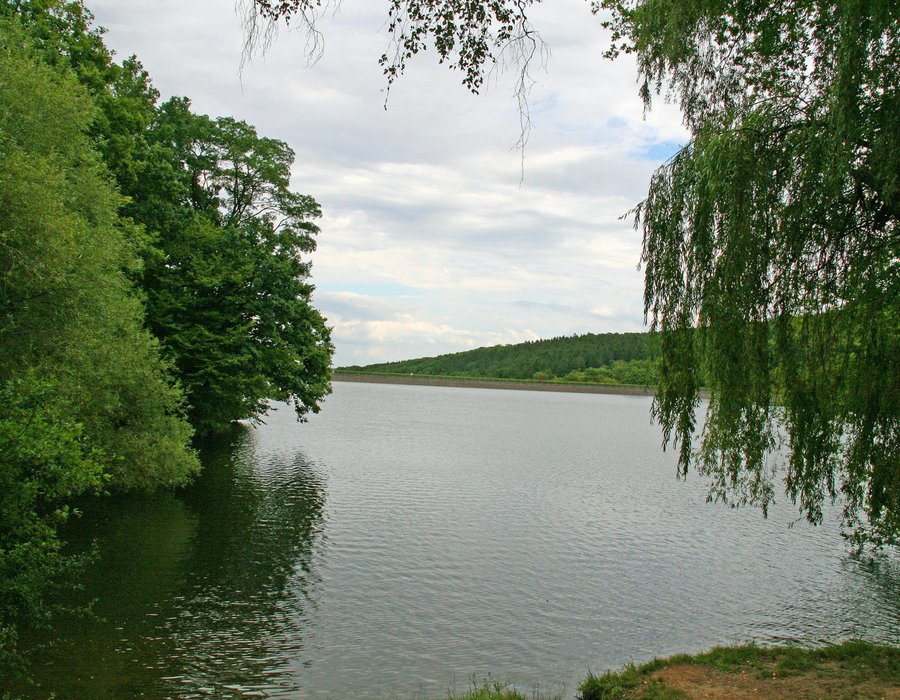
[[0, 10, 198, 488], [0, 8, 197, 675], [0, 379, 104, 674], [594, 0, 899, 547], [0, 0, 113, 93], [561, 359, 658, 387], [7, 1, 333, 439], [125, 97, 333, 434], [340, 333, 654, 384]]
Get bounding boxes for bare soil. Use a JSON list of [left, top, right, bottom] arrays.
[[647, 661, 900, 699]]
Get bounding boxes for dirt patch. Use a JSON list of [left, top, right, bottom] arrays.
[[649, 661, 900, 699]]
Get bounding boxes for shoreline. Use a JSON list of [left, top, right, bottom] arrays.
[[442, 641, 900, 699], [332, 372, 656, 396]]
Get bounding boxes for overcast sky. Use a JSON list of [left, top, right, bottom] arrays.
[[90, 0, 686, 366]]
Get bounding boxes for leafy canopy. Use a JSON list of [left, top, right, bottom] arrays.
[[606, 0, 899, 548], [252, 0, 899, 547], [0, 10, 199, 672], [126, 96, 334, 435]]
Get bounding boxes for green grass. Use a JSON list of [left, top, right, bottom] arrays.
[[577, 662, 688, 700], [445, 686, 531, 700], [577, 641, 900, 699], [443, 677, 563, 700]]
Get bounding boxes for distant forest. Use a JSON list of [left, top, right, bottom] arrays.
[[338, 332, 658, 386]]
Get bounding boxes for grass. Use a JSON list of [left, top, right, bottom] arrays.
[[441, 644, 900, 699], [443, 677, 564, 700], [577, 640, 900, 699]]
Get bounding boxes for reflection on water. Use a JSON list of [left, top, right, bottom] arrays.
[[16, 383, 900, 699], [171, 428, 326, 697], [25, 424, 326, 698]]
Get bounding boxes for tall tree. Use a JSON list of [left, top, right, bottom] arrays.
[[252, 0, 899, 547], [127, 98, 333, 435], [6, 0, 334, 436], [0, 13, 198, 672]]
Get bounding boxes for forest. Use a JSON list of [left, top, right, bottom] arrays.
[[338, 332, 659, 386], [0, 1, 332, 676]]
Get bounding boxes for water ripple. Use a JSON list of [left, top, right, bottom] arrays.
[[21, 383, 900, 699]]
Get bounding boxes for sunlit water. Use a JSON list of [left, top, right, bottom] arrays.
[[20, 382, 900, 698]]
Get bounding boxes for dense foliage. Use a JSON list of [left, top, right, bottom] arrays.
[[124, 97, 333, 435], [0, 0, 332, 675], [604, 0, 899, 548], [0, 12, 196, 672], [340, 332, 656, 385], [13, 0, 335, 436], [256, 0, 899, 547]]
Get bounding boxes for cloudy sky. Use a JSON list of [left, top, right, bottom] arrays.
[[91, 0, 686, 366]]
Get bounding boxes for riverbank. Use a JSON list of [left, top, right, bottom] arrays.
[[332, 372, 656, 396], [445, 641, 900, 699]]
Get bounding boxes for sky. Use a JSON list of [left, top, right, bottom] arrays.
[[90, 0, 687, 367]]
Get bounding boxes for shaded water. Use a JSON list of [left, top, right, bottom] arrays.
[[20, 382, 900, 698]]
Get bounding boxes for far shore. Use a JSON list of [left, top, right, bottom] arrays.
[[332, 372, 656, 396]]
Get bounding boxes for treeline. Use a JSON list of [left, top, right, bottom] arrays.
[[339, 332, 658, 386], [0, 1, 331, 675]]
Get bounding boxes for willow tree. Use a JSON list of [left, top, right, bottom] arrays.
[[604, 1, 899, 549], [251, 0, 899, 547]]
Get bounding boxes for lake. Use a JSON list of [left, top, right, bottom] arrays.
[[21, 381, 900, 698]]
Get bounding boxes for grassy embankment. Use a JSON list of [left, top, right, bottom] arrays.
[[443, 641, 900, 699], [332, 371, 657, 395]]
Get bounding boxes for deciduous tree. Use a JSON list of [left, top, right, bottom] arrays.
[[0, 13, 198, 671], [129, 98, 333, 434]]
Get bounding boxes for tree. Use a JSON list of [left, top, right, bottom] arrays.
[[0, 13, 199, 489], [607, 0, 898, 549], [0, 12, 199, 671], [5, 0, 333, 436], [251, 0, 899, 547], [127, 97, 333, 435]]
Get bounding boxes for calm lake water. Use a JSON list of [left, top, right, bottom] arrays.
[[22, 382, 900, 698]]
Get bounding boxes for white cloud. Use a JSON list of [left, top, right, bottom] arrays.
[[91, 0, 686, 366]]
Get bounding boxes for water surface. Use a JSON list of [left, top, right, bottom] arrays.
[[24, 382, 900, 698]]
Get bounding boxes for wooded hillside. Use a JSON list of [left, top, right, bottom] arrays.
[[339, 332, 657, 385]]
